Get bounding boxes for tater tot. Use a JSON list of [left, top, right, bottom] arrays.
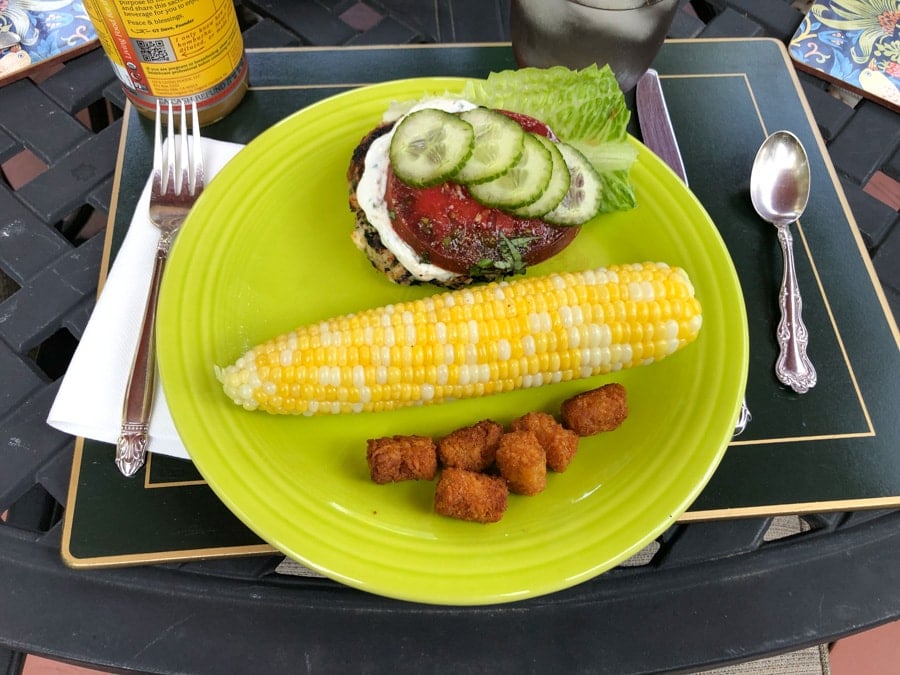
[[561, 383, 628, 436], [496, 430, 547, 496], [511, 411, 579, 472], [437, 419, 504, 471], [434, 468, 508, 523], [366, 435, 437, 484]]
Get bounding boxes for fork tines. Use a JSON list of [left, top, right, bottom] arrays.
[[154, 99, 204, 197]]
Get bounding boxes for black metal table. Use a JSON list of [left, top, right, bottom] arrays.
[[1, 2, 898, 673]]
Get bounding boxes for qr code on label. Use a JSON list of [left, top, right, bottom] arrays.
[[133, 38, 176, 63]]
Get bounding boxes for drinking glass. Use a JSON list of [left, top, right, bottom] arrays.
[[510, 0, 679, 92]]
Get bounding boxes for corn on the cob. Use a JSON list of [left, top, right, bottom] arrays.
[[217, 262, 702, 415]]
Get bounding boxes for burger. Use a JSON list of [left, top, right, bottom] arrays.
[[347, 98, 606, 289]]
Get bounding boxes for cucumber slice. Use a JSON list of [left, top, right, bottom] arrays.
[[543, 142, 603, 226], [510, 135, 570, 218], [453, 108, 525, 184], [389, 109, 474, 187], [468, 133, 553, 210]]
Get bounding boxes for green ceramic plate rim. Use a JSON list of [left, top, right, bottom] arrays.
[[157, 77, 749, 606]]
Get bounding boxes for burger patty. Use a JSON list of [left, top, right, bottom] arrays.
[[348, 124, 415, 285], [347, 112, 580, 289]]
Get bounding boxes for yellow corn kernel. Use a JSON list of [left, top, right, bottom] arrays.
[[216, 262, 703, 415]]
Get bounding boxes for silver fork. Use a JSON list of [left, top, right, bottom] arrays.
[[116, 100, 204, 477]]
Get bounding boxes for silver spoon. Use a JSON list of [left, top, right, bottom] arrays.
[[750, 130, 816, 394]]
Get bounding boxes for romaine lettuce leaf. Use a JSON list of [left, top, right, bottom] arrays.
[[461, 64, 629, 144], [461, 65, 636, 213], [571, 141, 637, 213]]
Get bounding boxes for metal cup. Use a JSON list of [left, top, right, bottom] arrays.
[[510, 0, 679, 92]]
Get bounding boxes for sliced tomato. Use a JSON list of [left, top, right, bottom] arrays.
[[385, 171, 577, 274]]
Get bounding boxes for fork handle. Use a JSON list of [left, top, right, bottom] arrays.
[[115, 236, 170, 477]]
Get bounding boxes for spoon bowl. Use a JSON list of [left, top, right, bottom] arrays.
[[750, 130, 816, 393], [751, 131, 811, 226]]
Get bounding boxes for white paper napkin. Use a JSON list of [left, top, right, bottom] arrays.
[[47, 137, 245, 461]]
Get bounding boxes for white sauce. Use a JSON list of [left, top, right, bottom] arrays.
[[356, 97, 478, 284]]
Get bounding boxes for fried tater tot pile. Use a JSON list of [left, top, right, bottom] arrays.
[[365, 383, 629, 523]]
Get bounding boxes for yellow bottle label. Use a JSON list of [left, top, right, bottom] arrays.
[[83, 0, 246, 104]]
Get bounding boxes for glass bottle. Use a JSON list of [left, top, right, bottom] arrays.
[[82, 0, 249, 125]]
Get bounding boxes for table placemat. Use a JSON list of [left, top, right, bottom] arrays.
[[61, 40, 900, 568]]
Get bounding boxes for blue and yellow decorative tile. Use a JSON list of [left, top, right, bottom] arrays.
[[790, 0, 900, 112], [0, 0, 97, 85]]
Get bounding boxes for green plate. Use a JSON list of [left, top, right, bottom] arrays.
[[158, 77, 748, 605]]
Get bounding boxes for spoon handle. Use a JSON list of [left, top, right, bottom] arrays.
[[775, 224, 816, 393]]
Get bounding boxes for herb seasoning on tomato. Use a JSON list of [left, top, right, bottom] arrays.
[[384, 171, 578, 275]]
